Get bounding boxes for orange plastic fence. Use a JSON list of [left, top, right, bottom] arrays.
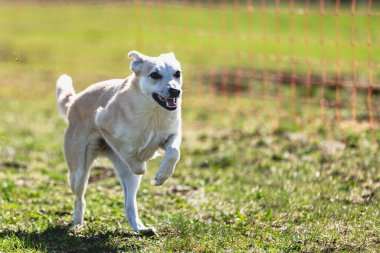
[[166, 0, 379, 127], [17, 0, 379, 126]]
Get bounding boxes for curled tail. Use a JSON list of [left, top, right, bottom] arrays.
[[56, 74, 75, 119]]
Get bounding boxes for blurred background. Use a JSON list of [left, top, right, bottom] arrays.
[[1, 1, 380, 252], [0, 0, 379, 128]]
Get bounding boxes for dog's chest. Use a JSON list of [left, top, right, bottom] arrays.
[[132, 130, 165, 161], [128, 111, 177, 161]]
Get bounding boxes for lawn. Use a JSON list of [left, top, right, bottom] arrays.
[[0, 1, 379, 252]]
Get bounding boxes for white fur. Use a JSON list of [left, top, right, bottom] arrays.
[[56, 74, 75, 118], [56, 51, 182, 234]]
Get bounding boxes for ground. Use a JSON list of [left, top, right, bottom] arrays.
[[0, 97, 379, 252]]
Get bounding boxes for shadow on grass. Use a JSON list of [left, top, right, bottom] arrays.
[[0, 225, 144, 253]]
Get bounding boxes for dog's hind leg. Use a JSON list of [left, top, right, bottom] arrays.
[[108, 152, 156, 235], [64, 128, 96, 227]]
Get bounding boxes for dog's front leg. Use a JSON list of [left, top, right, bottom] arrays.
[[155, 133, 181, 186], [109, 153, 156, 236]]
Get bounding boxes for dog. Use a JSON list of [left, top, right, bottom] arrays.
[[56, 51, 182, 235]]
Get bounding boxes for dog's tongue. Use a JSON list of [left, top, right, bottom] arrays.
[[166, 98, 176, 107]]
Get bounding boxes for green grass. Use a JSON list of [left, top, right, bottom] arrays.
[[0, 2, 379, 252], [1, 97, 379, 252]]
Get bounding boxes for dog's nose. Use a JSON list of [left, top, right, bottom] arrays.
[[168, 88, 181, 98]]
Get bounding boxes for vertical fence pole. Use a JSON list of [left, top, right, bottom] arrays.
[[319, 0, 328, 129], [366, 0, 374, 129], [220, 0, 228, 102], [289, 0, 297, 118], [350, 0, 357, 123], [133, 0, 143, 51], [246, 0, 255, 102], [233, 2, 242, 103], [260, 0, 269, 101], [305, 0, 311, 120], [207, 0, 216, 108], [275, 0, 282, 114], [334, 0, 341, 122]]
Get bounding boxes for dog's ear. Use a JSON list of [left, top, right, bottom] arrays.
[[160, 52, 176, 61], [128, 50, 145, 74]]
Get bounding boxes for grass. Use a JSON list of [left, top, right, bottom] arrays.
[[1, 97, 379, 252], [0, 1, 379, 252]]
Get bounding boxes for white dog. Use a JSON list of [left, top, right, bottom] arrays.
[[56, 51, 182, 235]]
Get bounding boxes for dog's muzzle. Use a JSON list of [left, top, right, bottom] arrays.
[[152, 92, 180, 111], [168, 88, 181, 98]]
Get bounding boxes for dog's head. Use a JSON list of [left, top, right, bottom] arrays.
[[128, 50, 182, 111]]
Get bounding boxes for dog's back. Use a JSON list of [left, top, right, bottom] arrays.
[[56, 76, 128, 124]]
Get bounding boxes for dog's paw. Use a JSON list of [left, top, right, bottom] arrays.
[[137, 227, 158, 237], [154, 173, 169, 186], [155, 165, 175, 186]]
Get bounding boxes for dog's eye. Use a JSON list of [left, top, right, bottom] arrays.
[[174, 70, 181, 78], [149, 72, 162, 80]]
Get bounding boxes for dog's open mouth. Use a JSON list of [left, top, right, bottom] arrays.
[[152, 93, 178, 111]]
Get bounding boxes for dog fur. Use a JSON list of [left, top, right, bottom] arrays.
[[56, 51, 182, 234]]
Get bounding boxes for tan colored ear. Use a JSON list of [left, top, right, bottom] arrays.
[[128, 50, 145, 74]]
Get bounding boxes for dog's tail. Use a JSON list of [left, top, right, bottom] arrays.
[[56, 74, 75, 119]]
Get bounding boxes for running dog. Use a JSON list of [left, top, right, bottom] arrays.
[[56, 51, 182, 235]]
